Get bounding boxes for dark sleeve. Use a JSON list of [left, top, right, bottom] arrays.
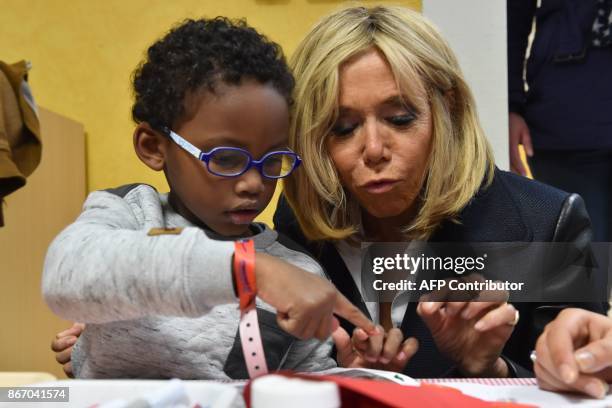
[[501, 194, 606, 377], [550, 193, 607, 315], [507, 0, 538, 114]]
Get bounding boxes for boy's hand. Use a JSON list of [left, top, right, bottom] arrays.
[[51, 323, 85, 378], [332, 325, 418, 372], [255, 253, 376, 340]]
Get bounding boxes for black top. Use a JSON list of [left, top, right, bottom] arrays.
[[273, 169, 606, 377]]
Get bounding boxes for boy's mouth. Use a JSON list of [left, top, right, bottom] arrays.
[[225, 207, 260, 225]]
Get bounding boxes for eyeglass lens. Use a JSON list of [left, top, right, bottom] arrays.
[[208, 149, 297, 177]]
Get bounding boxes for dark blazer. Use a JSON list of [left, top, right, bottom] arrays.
[[273, 169, 606, 377]]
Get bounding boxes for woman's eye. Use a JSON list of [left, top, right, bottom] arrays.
[[387, 114, 415, 127], [331, 123, 358, 137]]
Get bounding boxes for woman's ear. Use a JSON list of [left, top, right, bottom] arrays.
[[133, 123, 168, 171]]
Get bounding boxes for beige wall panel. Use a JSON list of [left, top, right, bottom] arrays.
[[0, 107, 85, 378]]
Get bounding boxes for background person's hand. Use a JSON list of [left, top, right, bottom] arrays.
[[509, 112, 533, 176], [255, 253, 376, 340], [51, 322, 85, 378], [332, 325, 418, 372], [534, 308, 612, 399], [417, 300, 517, 377]]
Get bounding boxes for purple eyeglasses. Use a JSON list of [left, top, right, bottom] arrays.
[[165, 128, 301, 179]]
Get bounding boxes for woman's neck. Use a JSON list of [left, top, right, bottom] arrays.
[[361, 207, 418, 242]]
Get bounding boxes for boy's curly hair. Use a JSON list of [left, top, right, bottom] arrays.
[[132, 17, 294, 131]]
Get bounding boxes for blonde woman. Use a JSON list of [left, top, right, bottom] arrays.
[[274, 5, 604, 378]]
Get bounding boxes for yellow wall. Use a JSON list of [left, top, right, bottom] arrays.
[[0, 0, 420, 226]]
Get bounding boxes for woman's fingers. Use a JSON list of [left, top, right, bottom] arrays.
[[388, 337, 419, 372], [461, 300, 504, 320], [536, 358, 609, 399], [543, 317, 584, 384], [444, 302, 468, 318], [380, 328, 404, 364], [473, 303, 517, 332], [361, 325, 384, 363], [575, 336, 612, 374], [332, 326, 356, 367]]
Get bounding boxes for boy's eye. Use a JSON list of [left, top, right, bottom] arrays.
[[210, 151, 248, 169]]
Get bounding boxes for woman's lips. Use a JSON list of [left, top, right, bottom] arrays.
[[361, 179, 399, 194], [226, 209, 260, 224]]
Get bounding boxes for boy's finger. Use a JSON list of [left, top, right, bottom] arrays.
[[63, 362, 74, 378], [55, 347, 73, 365], [277, 312, 307, 339], [51, 335, 77, 352], [334, 293, 376, 335], [56, 326, 80, 339]]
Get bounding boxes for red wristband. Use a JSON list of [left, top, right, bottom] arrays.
[[234, 240, 256, 311]]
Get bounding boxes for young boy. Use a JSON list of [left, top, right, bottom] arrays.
[[42, 17, 373, 379]]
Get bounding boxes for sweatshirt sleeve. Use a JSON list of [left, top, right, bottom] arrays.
[[42, 190, 237, 323]]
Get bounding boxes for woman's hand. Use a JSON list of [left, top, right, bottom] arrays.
[[417, 301, 517, 377], [51, 323, 85, 378], [534, 308, 612, 399], [332, 325, 418, 372], [255, 253, 376, 341]]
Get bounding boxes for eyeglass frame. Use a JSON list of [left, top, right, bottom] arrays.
[[163, 127, 302, 179]]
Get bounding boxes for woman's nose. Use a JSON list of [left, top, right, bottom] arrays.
[[363, 121, 389, 166], [235, 167, 266, 196]]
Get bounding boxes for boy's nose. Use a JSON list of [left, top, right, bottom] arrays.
[[235, 167, 266, 196]]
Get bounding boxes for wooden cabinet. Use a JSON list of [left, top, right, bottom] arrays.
[[0, 107, 85, 378]]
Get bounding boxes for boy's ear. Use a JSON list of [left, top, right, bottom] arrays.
[[133, 123, 168, 171]]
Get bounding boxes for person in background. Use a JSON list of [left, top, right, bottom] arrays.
[[507, 0, 612, 242]]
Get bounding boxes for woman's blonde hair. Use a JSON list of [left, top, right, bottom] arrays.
[[284, 5, 495, 241]]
